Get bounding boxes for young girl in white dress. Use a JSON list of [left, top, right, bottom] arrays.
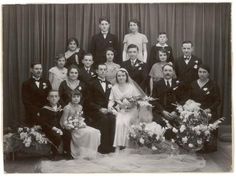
[[60, 90, 101, 159], [49, 54, 68, 90]]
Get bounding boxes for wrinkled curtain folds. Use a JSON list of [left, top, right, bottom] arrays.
[[2, 3, 231, 127]]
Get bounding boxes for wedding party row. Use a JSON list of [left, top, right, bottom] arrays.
[[13, 17, 222, 161]]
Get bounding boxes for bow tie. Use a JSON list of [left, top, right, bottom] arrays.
[[32, 78, 41, 82], [184, 56, 191, 60], [99, 79, 106, 83], [101, 32, 108, 35]]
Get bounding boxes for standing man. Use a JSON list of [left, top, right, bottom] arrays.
[[22, 63, 51, 126], [90, 17, 120, 66]]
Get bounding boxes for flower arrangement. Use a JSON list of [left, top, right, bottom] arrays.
[[64, 110, 86, 130], [165, 99, 225, 151], [129, 122, 166, 152], [4, 125, 50, 154], [113, 96, 155, 112]]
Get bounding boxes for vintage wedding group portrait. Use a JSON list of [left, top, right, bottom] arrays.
[[2, 3, 232, 173]]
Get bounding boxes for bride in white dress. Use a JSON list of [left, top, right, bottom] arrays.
[[108, 68, 151, 149]]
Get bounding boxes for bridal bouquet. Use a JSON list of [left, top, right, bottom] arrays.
[[64, 110, 86, 130], [166, 99, 225, 151], [4, 125, 50, 154], [115, 96, 155, 111], [129, 122, 166, 151]]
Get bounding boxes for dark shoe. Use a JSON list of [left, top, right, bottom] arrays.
[[64, 153, 73, 160], [119, 146, 126, 150]]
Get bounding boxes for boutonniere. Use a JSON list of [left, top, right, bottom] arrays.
[[108, 84, 112, 89], [168, 51, 170, 53], [138, 67, 142, 70], [206, 91, 210, 95], [135, 63, 140, 67], [78, 86, 82, 91], [195, 60, 199, 64], [109, 41, 112, 43], [194, 64, 198, 69], [173, 86, 179, 90], [203, 87, 208, 91], [91, 72, 96, 77], [42, 82, 47, 89], [176, 80, 180, 84]]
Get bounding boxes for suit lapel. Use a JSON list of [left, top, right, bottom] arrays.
[[95, 79, 106, 95]]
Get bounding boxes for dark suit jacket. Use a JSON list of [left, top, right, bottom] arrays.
[[148, 45, 174, 70], [58, 80, 87, 107], [189, 79, 221, 122], [174, 55, 202, 84], [90, 32, 119, 65], [152, 78, 184, 114], [22, 77, 52, 125], [78, 67, 97, 86], [121, 59, 148, 90]]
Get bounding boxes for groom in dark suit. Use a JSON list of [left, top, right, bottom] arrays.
[[90, 17, 120, 65], [22, 63, 52, 126], [152, 63, 184, 139], [121, 44, 148, 90], [88, 64, 116, 154]]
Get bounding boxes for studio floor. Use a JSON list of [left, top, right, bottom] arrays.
[[3, 140, 232, 173]]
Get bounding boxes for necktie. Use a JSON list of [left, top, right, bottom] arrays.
[[166, 81, 171, 88], [86, 68, 90, 74], [131, 60, 135, 67]]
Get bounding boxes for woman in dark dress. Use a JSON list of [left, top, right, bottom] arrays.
[[189, 64, 221, 153], [64, 37, 85, 69], [59, 65, 87, 107]]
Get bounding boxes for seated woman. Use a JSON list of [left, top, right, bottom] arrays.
[[108, 68, 152, 150], [189, 64, 221, 153], [59, 65, 86, 106], [60, 90, 101, 159]]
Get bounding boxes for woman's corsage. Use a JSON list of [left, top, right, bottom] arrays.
[[78, 86, 82, 91], [108, 84, 112, 89]]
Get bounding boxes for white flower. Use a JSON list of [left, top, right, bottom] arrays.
[[172, 127, 178, 133], [135, 63, 139, 67], [204, 130, 210, 136], [188, 143, 194, 148], [91, 72, 94, 75], [78, 86, 82, 91], [195, 60, 199, 64], [173, 86, 178, 90], [43, 82, 47, 89], [171, 139, 175, 143], [197, 139, 203, 144], [179, 125, 186, 133], [139, 137, 144, 144], [138, 67, 142, 70], [108, 84, 112, 89], [182, 137, 188, 144], [203, 87, 208, 91], [176, 80, 180, 84], [151, 146, 157, 151], [206, 91, 210, 95], [194, 65, 198, 69], [18, 127, 23, 133]]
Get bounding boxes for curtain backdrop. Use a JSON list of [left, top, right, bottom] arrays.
[[2, 3, 231, 127]]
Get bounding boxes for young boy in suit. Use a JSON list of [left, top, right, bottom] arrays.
[[78, 53, 97, 86], [149, 32, 174, 69], [121, 44, 148, 91], [38, 90, 72, 160], [90, 17, 120, 65]]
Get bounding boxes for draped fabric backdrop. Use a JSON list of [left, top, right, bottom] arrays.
[[2, 3, 231, 127]]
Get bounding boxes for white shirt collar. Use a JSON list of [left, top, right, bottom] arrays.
[[156, 43, 168, 47], [32, 76, 40, 81], [97, 76, 106, 82], [164, 78, 172, 83]]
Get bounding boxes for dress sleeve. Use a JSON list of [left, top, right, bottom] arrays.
[[123, 34, 128, 44], [142, 34, 148, 43], [60, 106, 70, 128]]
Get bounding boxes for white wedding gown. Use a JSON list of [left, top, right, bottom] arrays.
[[108, 83, 152, 147]]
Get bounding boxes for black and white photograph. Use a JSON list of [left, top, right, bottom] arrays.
[[1, 0, 233, 173]]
